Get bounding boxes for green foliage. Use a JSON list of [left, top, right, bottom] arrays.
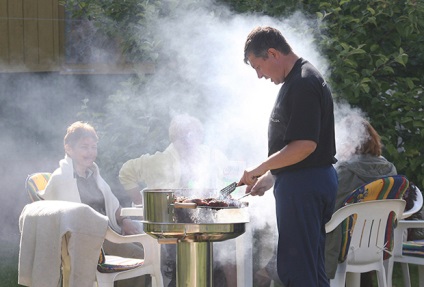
[[221, 0, 424, 188], [78, 71, 212, 189], [312, 0, 424, 187], [216, 0, 299, 16], [68, 0, 216, 187], [77, 75, 170, 188], [61, 0, 163, 62], [72, 0, 424, 188]]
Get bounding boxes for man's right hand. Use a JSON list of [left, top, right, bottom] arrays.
[[245, 171, 274, 196]]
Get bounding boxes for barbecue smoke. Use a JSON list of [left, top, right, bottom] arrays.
[[137, 4, 330, 271], [1, 0, 372, 281], [334, 102, 370, 163]]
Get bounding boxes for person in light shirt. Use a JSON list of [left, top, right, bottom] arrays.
[[119, 113, 235, 287], [119, 113, 228, 204]]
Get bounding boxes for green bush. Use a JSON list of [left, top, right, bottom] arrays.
[[219, 0, 424, 187], [314, 0, 424, 187], [74, 0, 424, 188]]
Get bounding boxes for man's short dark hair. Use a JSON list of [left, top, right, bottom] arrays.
[[244, 26, 292, 64]]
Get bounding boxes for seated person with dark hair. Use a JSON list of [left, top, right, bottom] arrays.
[[325, 115, 397, 287]]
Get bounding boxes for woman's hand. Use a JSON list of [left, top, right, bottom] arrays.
[[116, 206, 142, 235], [121, 218, 142, 235]]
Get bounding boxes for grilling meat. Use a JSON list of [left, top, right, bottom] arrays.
[[175, 196, 240, 208], [207, 199, 229, 208], [183, 198, 209, 206]]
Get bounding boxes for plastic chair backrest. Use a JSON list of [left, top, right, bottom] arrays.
[[339, 175, 409, 262], [326, 199, 406, 287], [402, 185, 423, 219], [25, 172, 51, 202]]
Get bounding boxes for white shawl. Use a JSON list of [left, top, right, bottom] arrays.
[[41, 155, 121, 233], [18, 200, 108, 287]]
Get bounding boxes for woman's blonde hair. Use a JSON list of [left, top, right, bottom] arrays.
[[357, 119, 382, 157], [346, 116, 383, 156], [64, 121, 98, 148]]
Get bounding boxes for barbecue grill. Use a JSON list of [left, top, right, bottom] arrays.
[[141, 189, 249, 287]]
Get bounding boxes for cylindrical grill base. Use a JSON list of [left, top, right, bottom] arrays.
[[177, 242, 213, 287]]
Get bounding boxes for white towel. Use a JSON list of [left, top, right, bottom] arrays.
[[18, 200, 108, 287]]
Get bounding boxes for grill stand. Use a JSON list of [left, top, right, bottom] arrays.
[[139, 190, 249, 287], [144, 222, 247, 287], [177, 241, 213, 287]]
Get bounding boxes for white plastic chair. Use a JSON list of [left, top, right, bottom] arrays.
[[25, 172, 163, 287], [94, 227, 163, 287], [325, 199, 406, 287], [391, 220, 424, 287], [387, 187, 424, 287], [385, 186, 423, 267], [401, 187, 423, 220]]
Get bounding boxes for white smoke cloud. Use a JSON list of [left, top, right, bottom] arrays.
[[94, 0, 369, 272], [334, 101, 369, 162], [1, 0, 373, 278], [135, 2, 333, 272]]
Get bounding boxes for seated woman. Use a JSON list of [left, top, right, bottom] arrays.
[[325, 115, 397, 287], [40, 121, 147, 287]]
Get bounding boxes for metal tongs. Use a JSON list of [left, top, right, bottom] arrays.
[[219, 182, 239, 198], [219, 176, 259, 199], [237, 190, 254, 200]]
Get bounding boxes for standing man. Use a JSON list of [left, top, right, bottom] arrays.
[[238, 26, 338, 286]]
